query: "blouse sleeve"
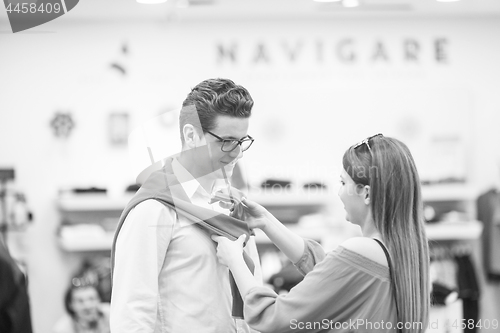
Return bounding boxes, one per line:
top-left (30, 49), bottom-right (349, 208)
top-left (244, 247), bottom-right (385, 333)
top-left (293, 238), bottom-right (326, 276)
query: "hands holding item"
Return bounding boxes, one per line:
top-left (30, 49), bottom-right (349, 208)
top-left (210, 187), bottom-right (245, 212)
top-left (238, 197), bottom-right (270, 231)
top-left (211, 189), bottom-right (270, 230)
top-left (211, 234), bottom-right (247, 268)
top-left (212, 193), bottom-right (306, 297)
top-left (210, 196), bottom-right (272, 268)
top-left (211, 233), bottom-right (262, 298)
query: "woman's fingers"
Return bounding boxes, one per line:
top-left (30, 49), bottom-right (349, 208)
top-left (241, 197), bottom-right (255, 207)
top-left (218, 201), bottom-right (233, 210)
top-left (236, 234), bottom-right (246, 245)
top-left (211, 234), bottom-right (246, 267)
top-left (211, 234), bottom-right (246, 245)
top-left (211, 235), bottom-right (224, 243)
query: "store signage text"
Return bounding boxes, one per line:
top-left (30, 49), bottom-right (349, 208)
top-left (216, 38), bottom-right (449, 66)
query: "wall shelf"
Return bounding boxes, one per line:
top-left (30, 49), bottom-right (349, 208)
top-left (56, 190), bottom-right (482, 252)
top-left (58, 193), bottom-right (134, 211)
top-left (58, 223), bottom-right (114, 252)
top-left (421, 184), bottom-right (478, 202)
top-left (425, 220), bottom-right (482, 241)
top-left (58, 190), bottom-right (331, 211)
top-left (57, 185), bottom-right (478, 211)
top-left (59, 233), bottom-right (114, 252)
top-left (57, 220), bottom-right (483, 252)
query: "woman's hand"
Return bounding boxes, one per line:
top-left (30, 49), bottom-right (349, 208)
top-left (212, 234), bottom-right (260, 298)
top-left (210, 187), bottom-right (245, 211)
top-left (211, 234), bottom-right (246, 268)
top-left (211, 188), bottom-right (271, 231)
top-left (240, 198), bottom-right (271, 231)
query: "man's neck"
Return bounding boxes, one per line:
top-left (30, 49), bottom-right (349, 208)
top-left (177, 153), bottom-right (216, 194)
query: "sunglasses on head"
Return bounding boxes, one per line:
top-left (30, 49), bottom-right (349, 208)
top-left (352, 133), bottom-right (383, 152)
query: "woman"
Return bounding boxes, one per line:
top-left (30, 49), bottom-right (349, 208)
top-left (53, 283), bottom-right (110, 333)
top-left (212, 134), bottom-right (430, 333)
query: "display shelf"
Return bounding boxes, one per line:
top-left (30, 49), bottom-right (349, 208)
top-left (58, 193), bottom-right (134, 211)
top-left (57, 185), bottom-right (477, 211)
top-left (57, 190), bottom-right (331, 211)
top-left (421, 184), bottom-right (478, 202)
top-left (253, 224), bottom-right (325, 245)
top-left (56, 190), bottom-right (331, 252)
top-left (56, 191), bottom-right (482, 252)
top-left (58, 224), bottom-right (114, 252)
top-left (59, 234), bottom-right (114, 252)
top-left (425, 220), bottom-right (482, 241)
top-left (248, 189), bottom-right (332, 206)
top-left (58, 220), bottom-right (482, 252)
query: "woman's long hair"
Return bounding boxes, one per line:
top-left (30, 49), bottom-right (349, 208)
top-left (343, 136), bottom-right (430, 333)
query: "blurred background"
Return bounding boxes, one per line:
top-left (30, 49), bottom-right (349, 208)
top-left (1, 0), bottom-right (500, 332)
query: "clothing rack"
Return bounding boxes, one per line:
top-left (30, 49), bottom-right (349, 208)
top-left (429, 241), bottom-right (480, 333)
top-left (430, 243), bottom-right (473, 261)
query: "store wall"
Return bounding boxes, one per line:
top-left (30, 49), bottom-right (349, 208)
top-left (1, 17), bottom-right (500, 333)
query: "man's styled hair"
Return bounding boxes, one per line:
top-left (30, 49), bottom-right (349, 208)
top-left (179, 78), bottom-right (254, 145)
top-left (343, 136), bottom-right (430, 333)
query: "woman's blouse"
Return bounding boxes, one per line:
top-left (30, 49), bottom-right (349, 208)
top-left (244, 239), bottom-right (398, 333)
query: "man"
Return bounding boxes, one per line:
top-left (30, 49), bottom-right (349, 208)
top-left (110, 78), bottom-right (261, 333)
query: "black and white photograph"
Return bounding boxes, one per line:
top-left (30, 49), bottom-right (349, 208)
top-left (1, 0), bottom-right (500, 332)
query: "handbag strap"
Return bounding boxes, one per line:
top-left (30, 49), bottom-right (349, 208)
top-left (373, 238), bottom-right (401, 333)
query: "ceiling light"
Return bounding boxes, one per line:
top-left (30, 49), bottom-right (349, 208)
top-left (342, 0), bottom-right (360, 7)
top-left (137, 0), bottom-right (168, 4)
top-left (313, 0), bottom-right (342, 2)
top-left (436, 0), bottom-right (461, 2)
top-left (176, 0), bottom-right (189, 8)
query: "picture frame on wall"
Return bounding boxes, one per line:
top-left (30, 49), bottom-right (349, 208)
top-left (108, 112), bottom-right (129, 146)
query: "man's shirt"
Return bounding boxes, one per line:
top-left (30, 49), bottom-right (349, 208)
top-left (111, 158), bottom-right (261, 333)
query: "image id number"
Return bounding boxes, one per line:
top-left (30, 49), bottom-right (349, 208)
top-left (6, 2), bottom-right (62, 14)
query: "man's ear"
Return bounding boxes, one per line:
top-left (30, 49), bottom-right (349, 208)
top-left (363, 185), bottom-right (371, 205)
top-left (182, 124), bottom-right (202, 149)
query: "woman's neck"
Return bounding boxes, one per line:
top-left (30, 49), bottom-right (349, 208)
top-left (361, 217), bottom-right (381, 239)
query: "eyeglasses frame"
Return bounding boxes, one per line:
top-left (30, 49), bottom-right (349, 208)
top-left (205, 130), bottom-right (254, 152)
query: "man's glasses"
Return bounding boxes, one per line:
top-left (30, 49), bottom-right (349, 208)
top-left (206, 131), bottom-right (254, 152)
top-left (353, 133), bottom-right (383, 152)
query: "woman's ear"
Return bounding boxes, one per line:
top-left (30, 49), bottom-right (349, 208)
top-left (363, 185), bottom-right (370, 205)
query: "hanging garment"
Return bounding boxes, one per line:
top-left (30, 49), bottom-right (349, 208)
top-left (431, 282), bottom-right (458, 306)
top-left (430, 258), bottom-right (459, 291)
top-left (455, 254), bottom-right (480, 333)
top-left (476, 189), bottom-right (500, 280)
top-left (0, 237), bottom-right (33, 333)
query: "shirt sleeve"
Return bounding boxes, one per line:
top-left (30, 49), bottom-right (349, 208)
top-left (243, 248), bottom-right (372, 333)
top-left (110, 199), bottom-right (176, 333)
top-left (293, 238), bottom-right (326, 276)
